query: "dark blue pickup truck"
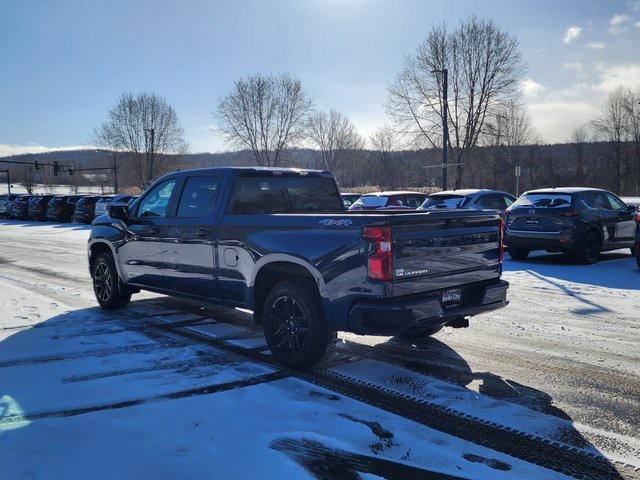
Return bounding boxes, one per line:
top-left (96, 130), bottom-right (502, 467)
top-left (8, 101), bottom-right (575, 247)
top-left (88, 167), bottom-right (508, 369)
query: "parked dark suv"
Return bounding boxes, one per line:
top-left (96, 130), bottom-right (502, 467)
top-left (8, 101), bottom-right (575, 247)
top-left (7, 195), bottom-right (34, 220)
top-left (0, 194), bottom-right (20, 218)
top-left (505, 187), bottom-right (637, 264)
top-left (72, 196), bottom-right (100, 223)
top-left (28, 195), bottom-right (55, 220)
top-left (419, 189), bottom-right (515, 217)
top-left (46, 195), bottom-right (84, 222)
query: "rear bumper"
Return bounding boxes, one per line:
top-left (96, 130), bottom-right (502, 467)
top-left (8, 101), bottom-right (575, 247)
top-left (505, 229), bottom-right (575, 251)
top-left (346, 279), bottom-right (509, 335)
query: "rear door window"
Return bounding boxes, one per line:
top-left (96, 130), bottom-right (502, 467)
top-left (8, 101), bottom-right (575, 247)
top-left (580, 192), bottom-right (609, 210)
top-left (604, 192), bottom-right (627, 211)
top-left (177, 176), bottom-right (221, 217)
top-left (476, 194), bottom-right (507, 210)
top-left (513, 193), bottom-right (572, 208)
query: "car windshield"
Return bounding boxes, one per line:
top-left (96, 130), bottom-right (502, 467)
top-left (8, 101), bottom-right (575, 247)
top-left (351, 196), bottom-right (388, 208)
top-left (421, 195), bottom-right (466, 209)
top-left (513, 193), bottom-right (572, 208)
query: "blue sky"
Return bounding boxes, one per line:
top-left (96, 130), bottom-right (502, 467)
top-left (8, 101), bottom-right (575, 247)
top-left (1, 0), bottom-right (639, 156)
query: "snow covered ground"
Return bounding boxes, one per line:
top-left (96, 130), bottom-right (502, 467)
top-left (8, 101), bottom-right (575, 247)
top-left (0, 220), bottom-right (638, 479)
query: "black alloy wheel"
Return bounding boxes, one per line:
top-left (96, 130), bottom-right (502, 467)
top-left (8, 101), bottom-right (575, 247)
top-left (263, 280), bottom-right (334, 370)
top-left (92, 253), bottom-right (131, 309)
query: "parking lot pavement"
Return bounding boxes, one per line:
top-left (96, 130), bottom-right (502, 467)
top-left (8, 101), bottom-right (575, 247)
top-left (0, 221), bottom-right (639, 478)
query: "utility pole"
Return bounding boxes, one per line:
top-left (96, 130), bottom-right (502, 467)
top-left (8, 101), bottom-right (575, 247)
top-left (431, 68), bottom-right (449, 190)
top-left (112, 151), bottom-right (118, 194)
top-left (515, 165), bottom-right (521, 197)
top-left (144, 128), bottom-right (155, 185)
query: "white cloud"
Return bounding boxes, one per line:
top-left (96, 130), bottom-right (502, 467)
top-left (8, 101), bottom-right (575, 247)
top-left (587, 42), bottom-right (606, 50)
top-left (528, 101), bottom-right (600, 143)
top-left (0, 144), bottom-right (88, 158)
top-left (634, 20), bottom-right (640, 28)
top-left (520, 78), bottom-right (545, 96)
top-left (609, 14), bottom-right (632, 34)
top-left (593, 63), bottom-right (640, 92)
top-left (610, 14), bottom-right (631, 25)
top-left (563, 26), bottom-right (582, 43)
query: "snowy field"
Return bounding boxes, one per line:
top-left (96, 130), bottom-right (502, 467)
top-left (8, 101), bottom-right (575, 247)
top-left (0, 220), bottom-right (638, 479)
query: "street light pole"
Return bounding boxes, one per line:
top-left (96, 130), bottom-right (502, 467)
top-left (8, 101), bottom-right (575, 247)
top-left (431, 68), bottom-right (449, 190)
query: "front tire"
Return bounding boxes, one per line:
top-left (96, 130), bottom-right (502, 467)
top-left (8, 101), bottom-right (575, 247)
top-left (92, 253), bottom-right (131, 309)
top-left (507, 246), bottom-right (530, 260)
top-left (572, 231), bottom-right (601, 265)
top-left (262, 280), bottom-right (334, 370)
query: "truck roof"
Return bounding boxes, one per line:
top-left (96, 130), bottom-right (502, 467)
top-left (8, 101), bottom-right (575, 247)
top-left (169, 166), bottom-right (332, 176)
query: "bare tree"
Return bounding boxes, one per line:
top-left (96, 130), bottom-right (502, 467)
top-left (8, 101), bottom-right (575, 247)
top-left (16, 165), bottom-right (37, 194)
top-left (387, 16), bottom-right (525, 188)
top-left (94, 92), bottom-right (188, 188)
top-left (589, 88), bottom-right (629, 193)
top-left (369, 126), bottom-right (399, 189)
top-left (483, 100), bottom-right (535, 188)
top-left (306, 109), bottom-right (364, 173)
top-left (623, 90), bottom-right (640, 193)
top-left (215, 73), bottom-right (312, 167)
top-left (568, 124), bottom-right (589, 183)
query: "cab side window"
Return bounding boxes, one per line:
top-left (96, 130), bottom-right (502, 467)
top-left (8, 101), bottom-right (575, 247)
top-left (136, 179), bottom-right (177, 218)
top-left (176, 176), bottom-right (221, 217)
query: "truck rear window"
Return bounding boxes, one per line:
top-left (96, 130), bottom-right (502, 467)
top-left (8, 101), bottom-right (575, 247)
top-left (230, 175), bottom-right (343, 214)
top-left (513, 193), bottom-right (572, 208)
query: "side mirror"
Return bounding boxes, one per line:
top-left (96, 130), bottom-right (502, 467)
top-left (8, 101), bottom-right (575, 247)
top-left (108, 203), bottom-right (130, 220)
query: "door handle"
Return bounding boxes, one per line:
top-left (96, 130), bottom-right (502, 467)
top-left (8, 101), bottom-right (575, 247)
top-left (146, 227), bottom-right (160, 235)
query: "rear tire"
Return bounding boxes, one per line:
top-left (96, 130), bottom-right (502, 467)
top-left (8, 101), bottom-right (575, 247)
top-left (92, 253), bottom-right (131, 309)
top-left (572, 231), bottom-right (601, 265)
top-left (262, 280), bottom-right (334, 370)
top-left (507, 246), bottom-right (530, 260)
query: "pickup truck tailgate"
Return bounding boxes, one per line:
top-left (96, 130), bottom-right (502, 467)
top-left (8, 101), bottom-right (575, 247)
top-left (389, 210), bottom-right (502, 296)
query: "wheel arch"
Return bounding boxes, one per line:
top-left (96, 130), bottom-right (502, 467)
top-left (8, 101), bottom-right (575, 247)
top-left (251, 258), bottom-right (325, 325)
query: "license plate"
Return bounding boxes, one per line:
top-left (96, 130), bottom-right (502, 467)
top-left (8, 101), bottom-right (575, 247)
top-left (525, 217), bottom-right (540, 225)
top-left (441, 288), bottom-right (462, 306)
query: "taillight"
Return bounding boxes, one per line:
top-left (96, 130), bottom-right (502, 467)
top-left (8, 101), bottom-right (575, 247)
top-left (498, 218), bottom-right (505, 263)
top-left (363, 225), bottom-right (393, 281)
top-left (635, 211), bottom-right (640, 222)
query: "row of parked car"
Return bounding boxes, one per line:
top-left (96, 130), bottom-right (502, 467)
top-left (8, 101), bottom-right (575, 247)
top-left (0, 193), bottom-right (138, 223)
top-left (342, 187), bottom-right (640, 266)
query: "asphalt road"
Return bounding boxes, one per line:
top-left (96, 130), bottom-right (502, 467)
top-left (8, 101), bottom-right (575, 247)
top-left (0, 219), bottom-right (638, 472)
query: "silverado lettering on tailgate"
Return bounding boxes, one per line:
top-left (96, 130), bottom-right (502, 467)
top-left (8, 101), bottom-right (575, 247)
top-left (397, 232), bottom-right (497, 248)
